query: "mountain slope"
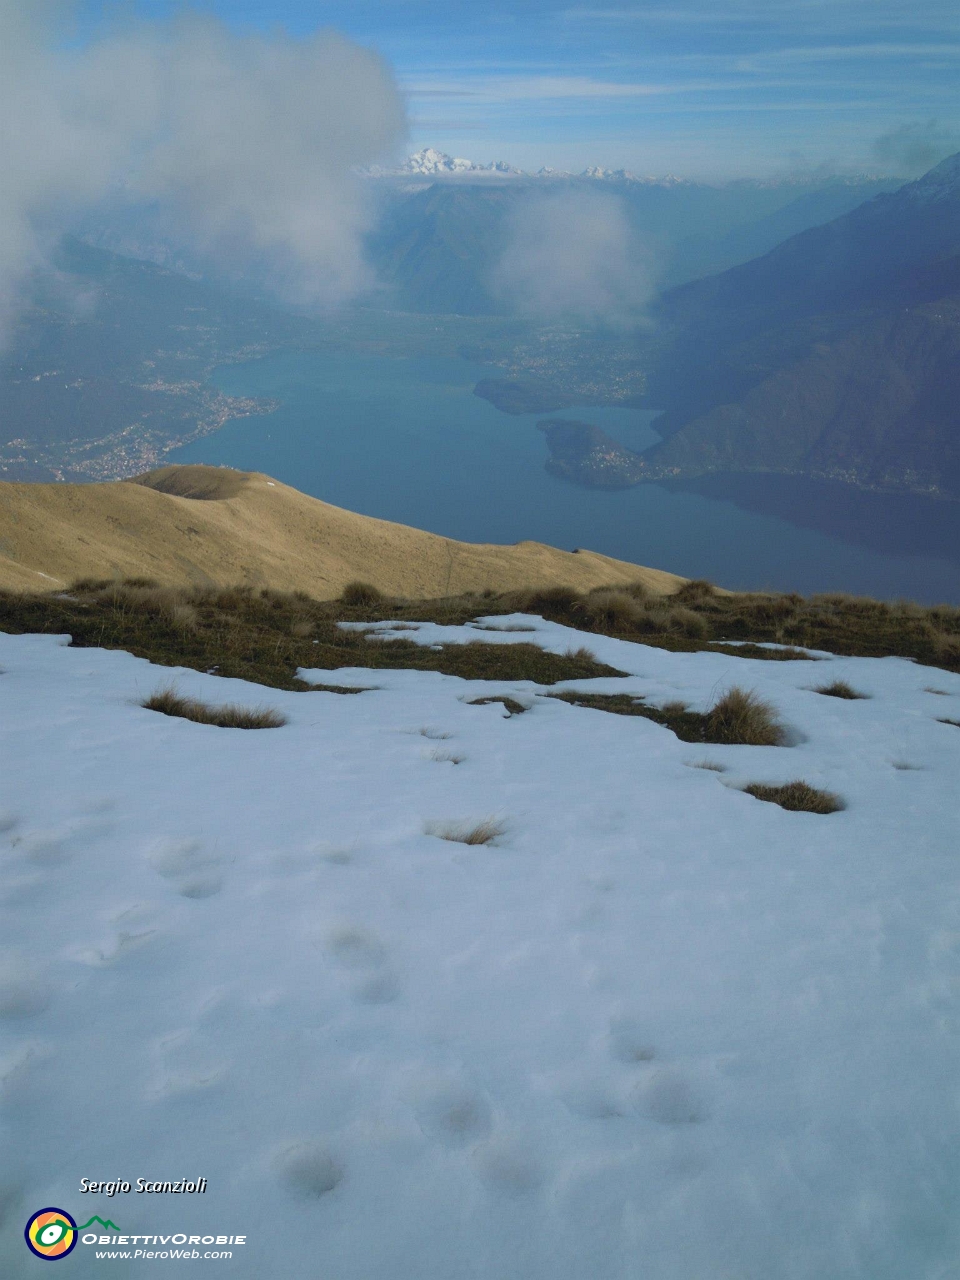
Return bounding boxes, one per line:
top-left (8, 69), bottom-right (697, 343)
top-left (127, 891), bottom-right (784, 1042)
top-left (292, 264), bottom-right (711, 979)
top-left (644, 155), bottom-right (960, 495)
top-left (0, 464), bottom-right (686, 596)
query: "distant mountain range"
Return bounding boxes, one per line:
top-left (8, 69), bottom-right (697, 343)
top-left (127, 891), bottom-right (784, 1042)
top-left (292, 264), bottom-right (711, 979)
top-left (364, 148), bottom-right (888, 190)
top-left (642, 153), bottom-right (960, 498)
top-left (364, 169), bottom-right (902, 313)
top-left (364, 148), bottom-right (696, 184)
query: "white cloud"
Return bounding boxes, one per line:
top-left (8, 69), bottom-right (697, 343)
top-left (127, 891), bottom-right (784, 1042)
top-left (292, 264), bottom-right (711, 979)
top-left (0, 1), bottom-right (406, 341)
top-left (491, 188), bottom-right (655, 327)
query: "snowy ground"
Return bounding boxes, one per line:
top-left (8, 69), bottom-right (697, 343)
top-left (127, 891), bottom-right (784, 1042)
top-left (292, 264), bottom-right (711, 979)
top-left (2, 615), bottom-right (960, 1278)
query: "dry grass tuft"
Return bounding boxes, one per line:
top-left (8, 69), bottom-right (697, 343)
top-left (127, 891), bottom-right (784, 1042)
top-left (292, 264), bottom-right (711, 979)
top-left (339, 581), bottom-right (384, 606)
top-left (688, 760), bottom-right (726, 772)
top-left (812, 680), bottom-right (869, 700)
top-left (661, 699), bottom-right (690, 716)
top-left (431, 749), bottom-right (466, 765)
top-left (578, 589), bottom-right (644, 630)
top-left (937, 717), bottom-right (960, 729)
top-left (142, 686), bottom-right (287, 729)
top-left (742, 780), bottom-right (844, 814)
top-left (706, 687), bottom-right (786, 747)
top-left (563, 645), bottom-right (596, 662)
top-left (671, 578), bottom-right (717, 604)
top-left (427, 818), bottom-right (505, 846)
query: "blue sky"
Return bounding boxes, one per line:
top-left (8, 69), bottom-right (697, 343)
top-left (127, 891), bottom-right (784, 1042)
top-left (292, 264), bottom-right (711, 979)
top-left (81, 1), bottom-right (960, 177)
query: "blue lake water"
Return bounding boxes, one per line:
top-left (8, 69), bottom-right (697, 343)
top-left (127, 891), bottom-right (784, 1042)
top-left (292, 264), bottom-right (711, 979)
top-left (170, 347), bottom-right (960, 603)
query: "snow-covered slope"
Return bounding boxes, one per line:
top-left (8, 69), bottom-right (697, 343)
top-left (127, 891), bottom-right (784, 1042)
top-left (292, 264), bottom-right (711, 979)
top-left (3, 619), bottom-right (960, 1277)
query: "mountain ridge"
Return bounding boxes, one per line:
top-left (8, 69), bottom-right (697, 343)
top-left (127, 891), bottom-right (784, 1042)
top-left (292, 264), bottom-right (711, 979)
top-left (642, 151), bottom-right (960, 497)
top-left (0, 464), bottom-right (688, 597)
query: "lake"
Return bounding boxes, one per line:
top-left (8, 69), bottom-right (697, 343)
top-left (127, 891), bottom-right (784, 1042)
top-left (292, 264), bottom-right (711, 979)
top-left (170, 347), bottom-right (960, 604)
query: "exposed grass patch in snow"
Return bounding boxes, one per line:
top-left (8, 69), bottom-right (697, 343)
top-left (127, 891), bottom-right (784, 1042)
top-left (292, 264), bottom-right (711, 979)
top-left (813, 680), bottom-right (869, 699)
top-left (742, 781), bottom-right (845, 814)
top-left (707, 687), bottom-right (785, 746)
top-left (562, 645), bottom-right (597, 662)
top-left (709, 642), bottom-right (815, 661)
top-left (306, 682), bottom-right (376, 695)
top-left (427, 818), bottom-right (506, 846)
top-left (687, 760), bottom-right (727, 772)
top-left (550, 686), bottom-right (786, 747)
top-left (141, 687), bottom-right (287, 730)
top-left (937, 717), bottom-right (960, 728)
top-left (548, 691), bottom-right (652, 717)
top-left (2, 579), bottom-right (959, 697)
top-left (472, 624), bottom-right (537, 633)
top-left (466, 696), bottom-right (528, 716)
top-left (430, 749), bottom-right (466, 765)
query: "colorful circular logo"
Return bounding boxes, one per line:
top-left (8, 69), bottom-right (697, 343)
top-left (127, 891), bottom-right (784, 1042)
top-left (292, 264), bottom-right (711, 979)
top-left (24, 1208), bottom-right (78, 1260)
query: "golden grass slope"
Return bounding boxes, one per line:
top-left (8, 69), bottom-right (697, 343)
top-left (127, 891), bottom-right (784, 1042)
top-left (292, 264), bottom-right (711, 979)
top-left (0, 465), bottom-right (687, 598)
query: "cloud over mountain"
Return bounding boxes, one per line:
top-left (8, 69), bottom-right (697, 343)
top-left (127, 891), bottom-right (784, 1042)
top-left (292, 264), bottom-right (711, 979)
top-left (491, 188), bottom-right (655, 326)
top-left (0, 1), bottom-right (406, 341)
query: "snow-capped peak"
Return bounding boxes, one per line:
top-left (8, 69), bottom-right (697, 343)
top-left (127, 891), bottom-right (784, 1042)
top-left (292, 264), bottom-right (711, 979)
top-left (365, 149), bottom-right (524, 178)
top-left (579, 166), bottom-right (689, 187)
top-left (407, 148), bottom-right (477, 175)
top-left (581, 165), bottom-right (635, 181)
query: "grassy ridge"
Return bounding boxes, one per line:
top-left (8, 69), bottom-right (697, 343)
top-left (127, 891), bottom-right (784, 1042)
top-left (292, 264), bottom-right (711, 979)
top-left (0, 578), bottom-right (958, 693)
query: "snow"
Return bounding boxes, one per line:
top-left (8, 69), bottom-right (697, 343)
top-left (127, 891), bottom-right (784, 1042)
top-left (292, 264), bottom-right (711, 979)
top-left (3, 616), bottom-right (960, 1278)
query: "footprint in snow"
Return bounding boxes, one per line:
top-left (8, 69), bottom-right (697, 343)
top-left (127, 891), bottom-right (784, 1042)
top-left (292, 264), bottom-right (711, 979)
top-left (275, 1141), bottom-right (344, 1199)
top-left (148, 837), bottom-right (217, 878)
top-left (473, 1136), bottom-right (545, 1195)
top-left (324, 927), bottom-right (402, 1002)
top-left (325, 926), bottom-right (387, 970)
top-left (75, 929), bottom-right (159, 968)
top-left (0, 958), bottom-right (52, 1019)
top-left (410, 1076), bottom-right (493, 1147)
top-left (177, 875), bottom-right (223, 900)
top-left (149, 1029), bottom-right (229, 1100)
top-left (18, 831), bottom-right (70, 867)
top-left (634, 1067), bottom-right (709, 1125)
top-left (559, 1075), bottom-right (624, 1120)
top-left (351, 972), bottom-right (401, 1005)
top-left (608, 1016), bottom-right (656, 1064)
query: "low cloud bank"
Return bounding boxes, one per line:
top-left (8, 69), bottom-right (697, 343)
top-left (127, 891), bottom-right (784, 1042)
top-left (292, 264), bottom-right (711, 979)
top-left (0, 1), bottom-right (406, 341)
top-left (491, 188), bottom-right (655, 328)
top-left (872, 120), bottom-right (960, 175)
